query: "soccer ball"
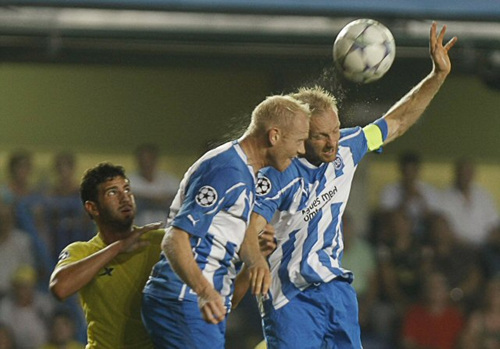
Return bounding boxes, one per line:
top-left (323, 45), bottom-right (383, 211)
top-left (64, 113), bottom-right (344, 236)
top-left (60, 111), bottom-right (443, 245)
top-left (333, 19), bottom-right (396, 83)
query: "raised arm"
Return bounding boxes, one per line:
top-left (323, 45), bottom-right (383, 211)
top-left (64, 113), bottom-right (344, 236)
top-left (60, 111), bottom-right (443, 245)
top-left (162, 227), bottom-right (226, 324)
top-left (383, 22), bottom-right (457, 144)
top-left (49, 223), bottom-right (160, 301)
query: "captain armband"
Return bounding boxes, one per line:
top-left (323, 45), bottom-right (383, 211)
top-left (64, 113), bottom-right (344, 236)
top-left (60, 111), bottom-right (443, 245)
top-left (363, 118), bottom-right (388, 152)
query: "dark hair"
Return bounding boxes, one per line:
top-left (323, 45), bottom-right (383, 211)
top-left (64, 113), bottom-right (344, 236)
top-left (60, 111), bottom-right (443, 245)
top-left (54, 151), bottom-right (76, 169)
top-left (8, 149), bottom-right (32, 175)
top-left (399, 151), bottom-right (421, 167)
top-left (135, 143), bottom-right (159, 157)
top-left (80, 163), bottom-right (127, 204)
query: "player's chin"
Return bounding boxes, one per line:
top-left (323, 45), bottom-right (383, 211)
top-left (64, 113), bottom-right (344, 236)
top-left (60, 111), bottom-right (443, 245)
top-left (321, 152), bottom-right (337, 163)
top-left (120, 211), bottom-right (135, 223)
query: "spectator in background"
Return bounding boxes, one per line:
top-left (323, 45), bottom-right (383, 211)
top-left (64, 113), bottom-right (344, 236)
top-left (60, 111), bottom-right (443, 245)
top-left (0, 150), bottom-right (35, 205)
top-left (40, 310), bottom-right (84, 349)
top-left (128, 143), bottom-right (180, 226)
top-left (43, 152), bottom-right (93, 264)
top-left (372, 209), bottom-right (425, 345)
top-left (0, 322), bottom-right (16, 349)
top-left (379, 151), bottom-right (441, 236)
top-left (400, 271), bottom-right (465, 349)
top-left (440, 157), bottom-right (499, 247)
top-left (460, 276), bottom-right (500, 349)
top-left (481, 225), bottom-right (500, 280)
top-left (1, 150), bottom-right (53, 283)
top-left (0, 265), bottom-right (55, 349)
top-left (0, 202), bottom-right (35, 299)
top-left (49, 152), bottom-right (80, 197)
top-left (421, 213), bottom-right (484, 313)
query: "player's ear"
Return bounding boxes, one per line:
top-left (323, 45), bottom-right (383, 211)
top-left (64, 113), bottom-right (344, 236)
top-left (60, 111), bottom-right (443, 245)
top-left (268, 128), bottom-right (280, 146)
top-left (84, 200), bottom-right (99, 218)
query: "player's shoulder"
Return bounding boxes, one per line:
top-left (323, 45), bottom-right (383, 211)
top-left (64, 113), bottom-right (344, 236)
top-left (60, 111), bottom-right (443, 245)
top-left (56, 238), bottom-right (97, 266)
top-left (143, 228), bottom-right (165, 243)
top-left (259, 159), bottom-right (301, 182)
top-left (63, 238), bottom-right (96, 253)
top-left (256, 160), bottom-right (303, 197)
top-left (340, 126), bottom-right (364, 141)
top-left (197, 143), bottom-right (252, 180)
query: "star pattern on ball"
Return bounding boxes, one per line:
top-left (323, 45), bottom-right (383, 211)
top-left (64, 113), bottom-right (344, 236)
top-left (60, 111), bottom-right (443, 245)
top-left (195, 185), bottom-right (218, 207)
top-left (256, 177), bottom-right (272, 196)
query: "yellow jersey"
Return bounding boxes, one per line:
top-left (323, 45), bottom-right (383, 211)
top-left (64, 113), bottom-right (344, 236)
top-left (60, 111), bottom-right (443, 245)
top-left (41, 341), bottom-right (84, 349)
top-left (56, 229), bottom-right (164, 349)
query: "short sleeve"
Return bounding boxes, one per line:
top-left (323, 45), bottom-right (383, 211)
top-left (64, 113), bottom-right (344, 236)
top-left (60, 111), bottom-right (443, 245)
top-left (172, 166), bottom-right (251, 237)
top-left (55, 242), bottom-right (92, 269)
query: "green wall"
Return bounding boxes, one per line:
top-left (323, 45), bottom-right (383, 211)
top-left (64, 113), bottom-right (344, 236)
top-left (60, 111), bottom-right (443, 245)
top-left (0, 63), bottom-right (273, 156)
top-left (1, 62), bottom-right (498, 161)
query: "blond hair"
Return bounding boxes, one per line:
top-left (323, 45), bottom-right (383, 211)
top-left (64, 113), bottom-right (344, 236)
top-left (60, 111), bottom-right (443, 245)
top-left (245, 95), bottom-right (310, 136)
top-left (290, 86), bottom-right (338, 116)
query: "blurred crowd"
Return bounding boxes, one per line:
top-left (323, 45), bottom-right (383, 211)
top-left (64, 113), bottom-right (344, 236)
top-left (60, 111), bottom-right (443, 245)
top-left (0, 148), bottom-right (498, 349)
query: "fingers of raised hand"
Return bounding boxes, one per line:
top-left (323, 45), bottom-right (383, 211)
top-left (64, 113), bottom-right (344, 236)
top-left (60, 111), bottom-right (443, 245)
top-left (444, 36), bottom-right (458, 52)
top-left (141, 221), bottom-right (164, 231)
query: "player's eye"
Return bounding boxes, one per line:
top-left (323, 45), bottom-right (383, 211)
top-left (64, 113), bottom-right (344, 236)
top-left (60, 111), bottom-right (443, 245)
top-left (312, 134), bottom-right (326, 140)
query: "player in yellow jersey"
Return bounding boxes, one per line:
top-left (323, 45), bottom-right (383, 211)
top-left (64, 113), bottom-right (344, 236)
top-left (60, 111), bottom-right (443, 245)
top-left (49, 163), bottom-right (163, 349)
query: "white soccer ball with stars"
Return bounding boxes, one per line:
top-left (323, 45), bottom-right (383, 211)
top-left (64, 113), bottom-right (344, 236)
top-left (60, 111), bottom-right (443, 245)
top-left (333, 19), bottom-right (396, 84)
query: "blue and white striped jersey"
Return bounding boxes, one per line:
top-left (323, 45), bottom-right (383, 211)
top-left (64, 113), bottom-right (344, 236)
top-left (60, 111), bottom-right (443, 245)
top-left (143, 140), bottom-right (256, 308)
top-left (254, 123), bottom-right (386, 310)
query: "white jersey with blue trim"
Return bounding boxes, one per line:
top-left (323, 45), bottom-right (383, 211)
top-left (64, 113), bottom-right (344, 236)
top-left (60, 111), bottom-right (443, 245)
top-left (254, 126), bottom-right (373, 310)
top-left (143, 140), bottom-right (255, 308)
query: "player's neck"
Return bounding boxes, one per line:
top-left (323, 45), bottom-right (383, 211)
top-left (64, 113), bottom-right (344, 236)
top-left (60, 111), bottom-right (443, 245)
top-left (98, 224), bottom-right (133, 244)
top-left (239, 136), bottom-right (267, 174)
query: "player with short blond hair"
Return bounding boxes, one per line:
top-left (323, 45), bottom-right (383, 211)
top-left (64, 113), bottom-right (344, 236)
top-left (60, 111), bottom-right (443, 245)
top-left (141, 95), bottom-right (310, 348)
top-left (239, 22), bottom-right (457, 348)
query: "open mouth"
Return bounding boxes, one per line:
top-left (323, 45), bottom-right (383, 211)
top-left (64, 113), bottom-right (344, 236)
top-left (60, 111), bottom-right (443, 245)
top-left (120, 205), bottom-right (133, 213)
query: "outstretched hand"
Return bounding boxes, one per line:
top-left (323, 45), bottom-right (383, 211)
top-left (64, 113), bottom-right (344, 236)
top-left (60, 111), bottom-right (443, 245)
top-left (118, 222), bottom-right (163, 253)
top-left (430, 21), bottom-right (458, 75)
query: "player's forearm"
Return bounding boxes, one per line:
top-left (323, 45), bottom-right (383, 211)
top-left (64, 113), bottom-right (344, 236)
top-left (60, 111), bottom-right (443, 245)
top-left (231, 265), bottom-right (251, 309)
top-left (382, 69), bottom-right (448, 144)
top-left (49, 241), bottom-right (122, 300)
top-left (162, 227), bottom-right (213, 295)
top-left (239, 212), bottom-right (268, 265)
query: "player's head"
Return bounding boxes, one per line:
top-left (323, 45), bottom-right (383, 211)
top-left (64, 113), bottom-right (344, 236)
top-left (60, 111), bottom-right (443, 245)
top-left (80, 163), bottom-right (135, 230)
top-left (245, 95), bottom-right (310, 172)
top-left (291, 86), bottom-right (340, 166)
